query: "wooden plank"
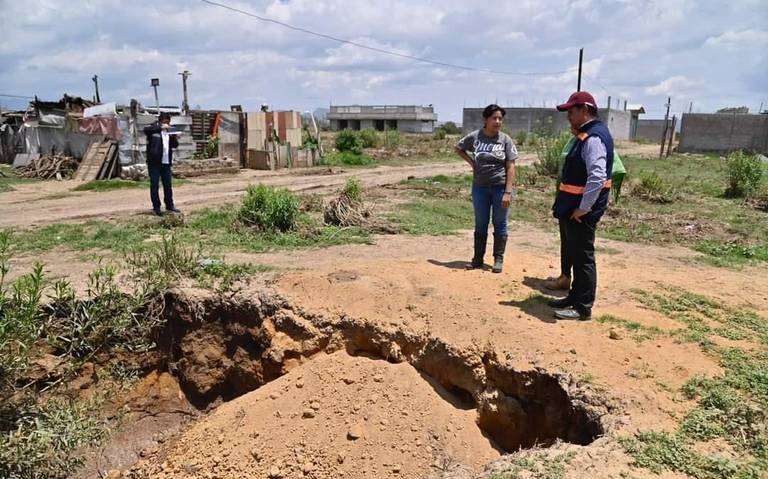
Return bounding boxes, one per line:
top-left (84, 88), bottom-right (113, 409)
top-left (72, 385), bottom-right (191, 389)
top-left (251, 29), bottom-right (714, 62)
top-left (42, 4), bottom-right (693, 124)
top-left (74, 140), bottom-right (112, 181)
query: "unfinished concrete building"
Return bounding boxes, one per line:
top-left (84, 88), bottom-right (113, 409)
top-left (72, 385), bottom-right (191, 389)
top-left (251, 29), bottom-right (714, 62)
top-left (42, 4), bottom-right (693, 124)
top-left (327, 105), bottom-right (437, 133)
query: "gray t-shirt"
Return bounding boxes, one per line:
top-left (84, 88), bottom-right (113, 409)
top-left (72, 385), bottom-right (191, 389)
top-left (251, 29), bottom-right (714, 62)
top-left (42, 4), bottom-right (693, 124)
top-left (457, 130), bottom-right (518, 187)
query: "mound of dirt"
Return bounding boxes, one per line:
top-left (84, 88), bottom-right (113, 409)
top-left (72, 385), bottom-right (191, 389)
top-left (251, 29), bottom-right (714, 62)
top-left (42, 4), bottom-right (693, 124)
top-left (130, 350), bottom-right (501, 478)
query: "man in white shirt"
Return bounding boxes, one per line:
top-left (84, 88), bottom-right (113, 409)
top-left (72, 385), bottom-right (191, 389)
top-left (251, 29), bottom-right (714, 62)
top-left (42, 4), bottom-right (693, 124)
top-left (143, 113), bottom-right (181, 216)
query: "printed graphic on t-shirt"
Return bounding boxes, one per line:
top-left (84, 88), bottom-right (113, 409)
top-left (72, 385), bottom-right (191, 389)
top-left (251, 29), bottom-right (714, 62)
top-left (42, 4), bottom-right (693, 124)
top-left (473, 139), bottom-right (508, 159)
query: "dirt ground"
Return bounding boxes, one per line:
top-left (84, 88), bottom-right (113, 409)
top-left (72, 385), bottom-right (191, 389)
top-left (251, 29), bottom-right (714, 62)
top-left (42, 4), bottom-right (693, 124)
top-left (115, 221), bottom-right (767, 478)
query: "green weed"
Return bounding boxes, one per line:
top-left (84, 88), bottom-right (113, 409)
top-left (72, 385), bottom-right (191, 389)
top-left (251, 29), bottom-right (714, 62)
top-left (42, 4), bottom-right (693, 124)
top-left (238, 184), bottom-right (300, 232)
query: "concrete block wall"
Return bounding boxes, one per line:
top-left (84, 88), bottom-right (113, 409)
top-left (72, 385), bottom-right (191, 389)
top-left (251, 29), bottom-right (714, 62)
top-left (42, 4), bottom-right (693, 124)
top-left (398, 120), bottom-right (434, 133)
top-left (679, 113), bottom-right (768, 154)
top-left (604, 110), bottom-right (631, 141)
top-left (462, 107), bottom-right (630, 140)
top-left (635, 120), bottom-right (667, 143)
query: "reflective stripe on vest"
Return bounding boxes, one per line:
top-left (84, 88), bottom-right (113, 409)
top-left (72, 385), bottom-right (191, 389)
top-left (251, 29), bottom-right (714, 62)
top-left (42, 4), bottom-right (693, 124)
top-left (559, 179), bottom-right (612, 194)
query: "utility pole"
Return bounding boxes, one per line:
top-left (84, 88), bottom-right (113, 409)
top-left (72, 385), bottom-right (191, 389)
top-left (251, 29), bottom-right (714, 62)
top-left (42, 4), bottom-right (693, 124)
top-left (179, 70), bottom-right (191, 115)
top-left (666, 115), bottom-right (676, 158)
top-left (660, 97), bottom-right (671, 158)
top-left (92, 75), bottom-right (101, 103)
top-left (150, 78), bottom-right (160, 117)
top-left (688, 101), bottom-right (693, 114)
top-left (577, 48), bottom-right (583, 91)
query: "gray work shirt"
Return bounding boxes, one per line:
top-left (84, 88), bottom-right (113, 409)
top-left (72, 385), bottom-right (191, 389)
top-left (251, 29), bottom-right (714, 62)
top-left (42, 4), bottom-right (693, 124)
top-left (457, 130), bottom-right (518, 187)
top-left (579, 136), bottom-right (608, 210)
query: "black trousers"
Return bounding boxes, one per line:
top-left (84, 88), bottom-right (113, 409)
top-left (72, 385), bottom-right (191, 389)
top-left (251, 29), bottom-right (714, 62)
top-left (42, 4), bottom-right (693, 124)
top-left (148, 162), bottom-right (174, 210)
top-left (558, 218), bottom-right (572, 276)
top-left (562, 216), bottom-right (598, 315)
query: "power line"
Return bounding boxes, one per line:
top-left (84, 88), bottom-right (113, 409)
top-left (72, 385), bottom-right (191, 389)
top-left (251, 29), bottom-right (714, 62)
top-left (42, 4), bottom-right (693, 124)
top-left (200, 0), bottom-right (570, 77)
top-left (0, 94), bottom-right (34, 99)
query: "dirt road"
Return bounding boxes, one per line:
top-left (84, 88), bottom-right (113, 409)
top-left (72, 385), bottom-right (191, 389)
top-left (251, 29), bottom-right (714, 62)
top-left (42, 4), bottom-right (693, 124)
top-left (0, 142), bottom-right (658, 230)
top-left (0, 161), bottom-right (474, 229)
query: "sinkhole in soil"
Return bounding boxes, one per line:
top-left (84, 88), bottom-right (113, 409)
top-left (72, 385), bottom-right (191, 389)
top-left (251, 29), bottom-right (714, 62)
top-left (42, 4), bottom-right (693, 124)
top-left (157, 290), bottom-right (605, 453)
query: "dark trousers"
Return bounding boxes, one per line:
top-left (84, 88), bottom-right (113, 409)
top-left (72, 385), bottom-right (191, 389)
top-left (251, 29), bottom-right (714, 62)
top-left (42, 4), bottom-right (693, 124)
top-left (563, 216), bottom-right (598, 315)
top-left (558, 218), bottom-right (572, 277)
top-left (148, 162), bottom-right (174, 210)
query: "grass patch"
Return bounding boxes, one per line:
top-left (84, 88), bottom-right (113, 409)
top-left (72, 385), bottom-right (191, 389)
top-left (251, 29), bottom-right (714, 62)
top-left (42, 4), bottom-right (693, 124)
top-left (73, 179), bottom-right (147, 192)
top-left (0, 165), bottom-right (37, 193)
top-left (73, 178), bottom-right (189, 192)
top-left (620, 431), bottom-right (757, 479)
top-left (388, 198), bottom-right (472, 235)
top-left (622, 286), bottom-right (768, 478)
top-left (320, 151), bottom-right (375, 166)
top-left (596, 314), bottom-right (665, 342)
top-left (488, 450), bottom-right (576, 479)
top-left (0, 394), bottom-right (111, 479)
top-left (693, 241), bottom-right (768, 267)
top-left (632, 287), bottom-right (768, 346)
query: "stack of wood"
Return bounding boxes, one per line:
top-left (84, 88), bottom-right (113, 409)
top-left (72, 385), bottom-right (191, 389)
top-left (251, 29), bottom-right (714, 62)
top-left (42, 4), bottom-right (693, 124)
top-left (16, 153), bottom-right (79, 180)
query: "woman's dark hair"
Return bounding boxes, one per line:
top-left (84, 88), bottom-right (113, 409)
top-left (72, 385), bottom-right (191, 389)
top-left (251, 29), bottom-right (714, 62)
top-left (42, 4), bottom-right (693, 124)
top-left (482, 104), bottom-right (506, 119)
top-left (586, 105), bottom-right (598, 117)
top-left (159, 112), bottom-right (171, 122)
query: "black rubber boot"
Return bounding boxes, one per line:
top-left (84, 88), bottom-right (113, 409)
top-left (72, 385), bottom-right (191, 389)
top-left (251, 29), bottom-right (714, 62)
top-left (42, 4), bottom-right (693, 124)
top-left (469, 232), bottom-right (487, 269)
top-left (492, 234), bottom-right (508, 273)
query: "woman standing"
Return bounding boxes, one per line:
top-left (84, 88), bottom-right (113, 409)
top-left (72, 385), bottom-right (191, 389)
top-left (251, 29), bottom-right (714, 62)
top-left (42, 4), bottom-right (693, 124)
top-left (455, 104), bottom-right (518, 273)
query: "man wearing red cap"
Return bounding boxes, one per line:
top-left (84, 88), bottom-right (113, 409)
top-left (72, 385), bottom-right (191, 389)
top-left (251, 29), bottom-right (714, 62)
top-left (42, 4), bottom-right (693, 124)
top-left (548, 91), bottom-right (614, 321)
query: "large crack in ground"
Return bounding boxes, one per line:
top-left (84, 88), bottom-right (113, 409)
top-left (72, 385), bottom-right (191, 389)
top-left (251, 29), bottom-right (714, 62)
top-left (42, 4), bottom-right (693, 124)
top-left (114, 287), bottom-right (614, 477)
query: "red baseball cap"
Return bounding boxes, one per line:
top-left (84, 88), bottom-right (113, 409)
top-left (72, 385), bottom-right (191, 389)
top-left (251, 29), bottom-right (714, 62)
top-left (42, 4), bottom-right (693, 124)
top-left (556, 91), bottom-right (598, 111)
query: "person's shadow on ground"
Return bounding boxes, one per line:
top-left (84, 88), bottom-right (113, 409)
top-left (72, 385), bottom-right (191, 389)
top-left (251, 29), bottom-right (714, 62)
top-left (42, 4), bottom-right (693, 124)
top-left (499, 294), bottom-right (558, 324)
top-left (522, 276), bottom-right (567, 298)
top-left (427, 259), bottom-right (474, 270)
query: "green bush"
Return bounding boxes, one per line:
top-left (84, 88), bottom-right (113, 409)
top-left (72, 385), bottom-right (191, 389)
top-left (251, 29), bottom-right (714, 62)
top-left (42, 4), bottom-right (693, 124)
top-left (433, 128), bottom-right (447, 140)
top-left (534, 132), bottom-right (571, 178)
top-left (0, 233), bottom-right (45, 389)
top-left (323, 151), bottom-right (374, 166)
top-left (725, 151), bottom-right (763, 198)
top-left (441, 121), bottom-right (461, 135)
top-left (335, 129), bottom-right (364, 155)
top-left (383, 128), bottom-right (401, 147)
top-left (342, 177), bottom-right (363, 203)
top-left (238, 184), bottom-right (299, 232)
top-left (358, 129), bottom-right (380, 148)
top-left (0, 395), bottom-right (110, 479)
top-left (516, 166), bottom-right (539, 186)
top-left (515, 130), bottom-right (528, 146)
top-left (192, 135), bottom-right (219, 160)
top-left (633, 172), bottom-right (677, 203)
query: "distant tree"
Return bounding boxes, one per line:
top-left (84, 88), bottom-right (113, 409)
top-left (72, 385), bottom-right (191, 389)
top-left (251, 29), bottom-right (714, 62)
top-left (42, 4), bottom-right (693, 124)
top-left (441, 121), bottom-right (461, 135)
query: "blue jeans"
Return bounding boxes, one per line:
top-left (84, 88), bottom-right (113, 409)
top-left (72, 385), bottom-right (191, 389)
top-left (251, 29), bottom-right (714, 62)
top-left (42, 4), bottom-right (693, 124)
top-left (148, 162), bottom-right (174, 210)
top-left (472, 184), bottom-right (508, 236)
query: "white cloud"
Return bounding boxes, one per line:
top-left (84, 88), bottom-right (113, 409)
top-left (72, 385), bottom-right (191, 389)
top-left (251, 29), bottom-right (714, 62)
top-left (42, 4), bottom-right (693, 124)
top-left (0, 0), bottom-right (765, 120)
top-left (704, 29), bottom-right (768, 48)
top-left (645, 76), bottom-right (700, 97)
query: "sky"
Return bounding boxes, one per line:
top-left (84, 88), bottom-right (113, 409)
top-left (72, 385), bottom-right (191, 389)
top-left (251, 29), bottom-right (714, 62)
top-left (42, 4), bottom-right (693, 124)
top-left (0, 0), bottom-right (766, 121)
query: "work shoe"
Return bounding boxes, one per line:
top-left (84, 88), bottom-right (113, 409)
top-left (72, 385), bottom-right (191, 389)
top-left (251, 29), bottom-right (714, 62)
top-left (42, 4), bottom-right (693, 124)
top-left (166, 207), bottom-right (182, 214)
top-left (547, 297), bottom-right (573, 308)
top-left (468, 232), bottom-right (487, 269)
top-left (492, 234), bottom-right (507, 273)
top-left (545, 274), bottom-right (571, 290)
top-left (554, 308), bottom-right (592, 321)
top-left (152, 209), bottom-right (163, 217)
